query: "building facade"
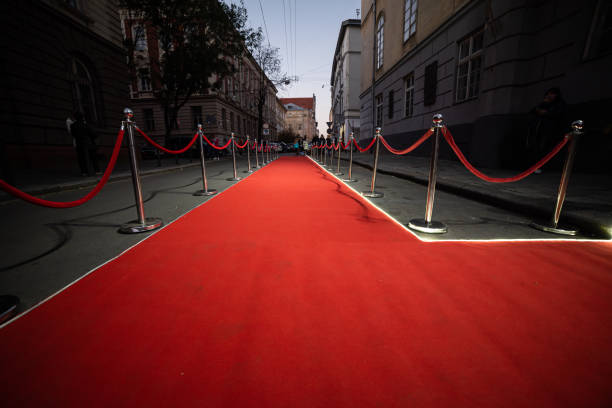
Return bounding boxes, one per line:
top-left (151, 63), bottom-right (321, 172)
top-left (331, 19), bottom-right (361, 144)
top-left (281, 96), bottom-right (317, 141)
top-left (120, 10), bottom-right (282, 148)
top-left (360, 0), bottom-right (612, 170)
top-left (1, 0), bottom-right (128, 180)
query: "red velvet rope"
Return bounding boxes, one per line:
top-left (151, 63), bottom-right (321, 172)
top-left (341, 142), bottom-right (350, 150)
top-left (379, 129), bottom-right (434, 155)
top-left (234, 139), bottom-right (249, 149)
top-left (202, 134), bottom-right (232, 150)
top-left (135, 127), bottom-right (198, 154)
top-left (333, 143), bottom-right (340, 151)
top-left (353, 138), bottom-right (376, 152)
top-left (0, 129), bottom-right (125, 208)
top-left (442, 127), bottom-right (569, 183)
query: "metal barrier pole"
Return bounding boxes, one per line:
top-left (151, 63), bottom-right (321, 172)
top-left (361, 127), bottom-right (383, 198)
top-left (119, 108), bottom-right (163, 233)
top-left (262, 140), bottom-right (267, 165)
top-left (323, 141), bottom-right (328, 166)
top-left (342, 133), bottom-right (358, 183)
top-left (267, 139), bottom-right (271, 163)
top-left (531, 120), bottom-right (584, 235)
top-left (194, 124), bottom-right (217, 196)
top-left (243, 135), bottom-right (253, 173)
top-left (408, 114), bottom-right (447, 233)
top-left (334, 137), bottom-right (344, 176)
top-left (255, 139), bottom-right (261, 168)
top-left (227, 132), bottom-right (241, 181)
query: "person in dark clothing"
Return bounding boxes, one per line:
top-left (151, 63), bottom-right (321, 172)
top-left (527, 87), bottom-right (567, 172)
top-left (71, 112), bottom-right (99, 176)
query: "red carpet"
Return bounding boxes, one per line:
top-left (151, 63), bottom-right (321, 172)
top-left (1, 156), bottom-right (611, 407)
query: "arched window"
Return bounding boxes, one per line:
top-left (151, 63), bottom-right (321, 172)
top-left (376, 15), bottom-right (384, 70)
top-left (71, 57), bottom-right (98, 124)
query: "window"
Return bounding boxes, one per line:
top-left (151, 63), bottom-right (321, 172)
top-left (376, 15), bottom-right (384, 70)
top-left (388, 90), bottom-right (394, 119)
top-left (237, 115), bottom-right (241, 133)
top-left (71, 57), bottom-right (98, 124)
top-left (404, 73), bottom-right (415, 117)
top-left (424, 61), bottom-right (438, 106)
top-left (133, 25), bottom-right (147, 51)
top-left (230, 112), bottom-right (234, 131)
top-left (375, 94), bottom-right (383, 127)
top-left (456, 30), bottom-right (483, 102)
top-left (404, 0), bottom-right (418, 41)
top-left (143, 109), bottom-right (155, 131)
top-left (221, 109), bottom-right (227, 129)
top-left (137, 68), bottom-right (151, 92)
top-left (191, 106), bottom-right (202, 129)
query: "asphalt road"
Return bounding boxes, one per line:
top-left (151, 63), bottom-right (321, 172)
top-left (0, 153), bottom-right (602, 316)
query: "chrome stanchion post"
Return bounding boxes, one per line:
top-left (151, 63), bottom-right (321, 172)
top-left (255, 139), bottom-right (261, 168)
top-left (342, 132), bottom-right (358, 183)
top-left (334, 137), bottom-right (344, 176)
top-left (531, 120), bottom-right (583, 235)
top-left (267, 139), bottom-right (271, 163)
top-left (361, 127), bottom-right (383, 198)
top-left (194, 124), bottom-right (217, 196)
top-left (119, 108), bottom-right (163, 233)
top-left (408, 114), bottom-right (447, 233)
top-left (262, 140), bottom-right (267, 165)
top-left (243, 135), bottom-right (253, 173)
top-left (323, 141), bottom-right (328, 166)
top-left (227, 132), bottom-right (241, 181)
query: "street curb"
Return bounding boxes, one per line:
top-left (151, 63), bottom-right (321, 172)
top-left (349, 158), bottom-right (610, 239)
top-left (0, 162), bottom-right (201, 204)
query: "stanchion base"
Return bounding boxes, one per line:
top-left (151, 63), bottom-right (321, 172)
top-left (227, 177), bottom-right (242, 181)
top-left (342, 178), bottom-right (358, 183)
top-left (334, 171), bottom-right (344, 176)
top-left (362, 191), bottom-right (384, 198)
top-left (119, 217), bottom-right (163, 234)
top-left (243, 169), bottom-right (254, 173)
top-left (408, 219), bottom-right (447, 234)
top-left (530, 222), bottom-right (577, 236)
top-left (0, 294), bottom-right (19, 324)
top-left (193, 189), bottom-right (217, 196)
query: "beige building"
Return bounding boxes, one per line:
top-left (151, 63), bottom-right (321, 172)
top-left (360, 0), bottom-right (612, 170)
top-left (120, 10), bottom-right (282, 148)
top-left (280, 96), bottom-right (317, 141)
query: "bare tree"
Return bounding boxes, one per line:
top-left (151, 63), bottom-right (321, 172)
top-left (248, 32), bottom-right (291, 143)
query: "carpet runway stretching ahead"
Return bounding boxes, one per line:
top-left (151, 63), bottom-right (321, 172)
top-left (1, 156), bottom-right (611, 407)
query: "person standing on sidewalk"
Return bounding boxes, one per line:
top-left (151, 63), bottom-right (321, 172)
top-left (71, 112), bottom-right (99, 176)
top-left (527, 87), bottom-right (567, 173)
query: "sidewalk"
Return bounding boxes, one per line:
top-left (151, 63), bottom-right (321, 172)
top-left (349, 151), bottom-right (612, 239)
top-left (0, 155), bottom-right (232, 203)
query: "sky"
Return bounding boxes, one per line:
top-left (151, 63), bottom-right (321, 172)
top-left (227, 0), bottom-right (362, 135)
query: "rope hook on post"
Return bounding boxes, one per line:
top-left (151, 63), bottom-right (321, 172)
top-left (119, 108), bottom-right (163, 234)
top-left (342, 132), bottom-right (358, 183)
top-left (361, 127), bottom-right (384, 198)
top-left (194, 124), bottom-right (217, 196)
top-left (227, 132), bottom-right (241, 181)
top-left (408, 114), bottom-right (447, 234)
top-left (531, 120), bottom-right (584, 235)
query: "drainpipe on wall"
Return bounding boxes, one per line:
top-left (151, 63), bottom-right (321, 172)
top-left (371, 0), bottom-right (377, 140)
